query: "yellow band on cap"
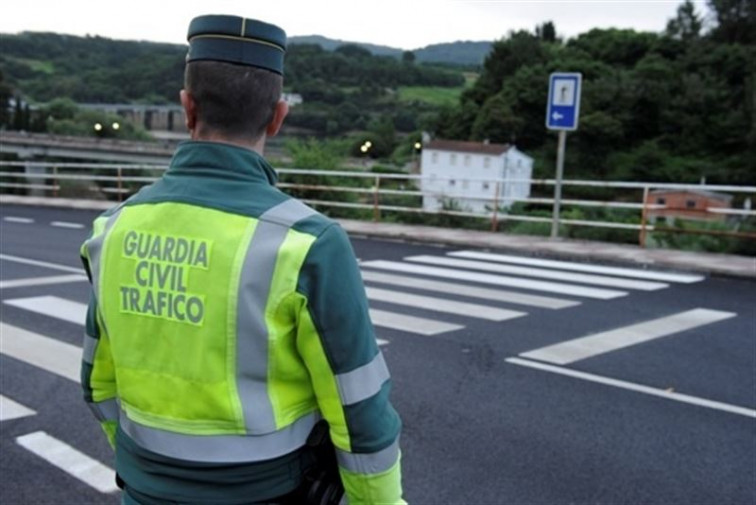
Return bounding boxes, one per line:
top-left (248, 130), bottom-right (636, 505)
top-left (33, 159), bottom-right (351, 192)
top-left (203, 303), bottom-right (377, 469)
top-left (188, 34), bottom-right (285, 52)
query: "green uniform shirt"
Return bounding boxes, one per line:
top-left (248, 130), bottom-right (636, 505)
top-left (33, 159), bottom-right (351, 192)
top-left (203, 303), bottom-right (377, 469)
top-left (80, 141), bottom-right (405, 504)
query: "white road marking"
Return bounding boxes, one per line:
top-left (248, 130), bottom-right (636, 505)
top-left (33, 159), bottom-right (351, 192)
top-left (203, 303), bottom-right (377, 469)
top-left (16, 431), bottom-right (118, 493)
top-left (520, 308), bottom-right (737, 365)
top-left (3, 216), bottom-right (34, 224)
top-left (4, 296), bottom-right (87, 325)
top-left (0, 274), bottom-right (88, 290)
top-left (361, 270), bottom-right (579, 310)
top-left (360, 260), bottom-right (627, 300)
top-left (0, 323), bottom-right (81, 382)
top-left (406, 255), bottom-right (668, 291)
top-left (0, 395), bottom-right (37, 421)
top-left (376, 338), bottom-right (389, 346)
top-left (366, 286), bottom-right (526, 322)
top-left (50, 221), bottom-right (85, 229)
top-left (0, 254), bottom-right (86, 274)
top-left (506, 357), bottom-right (756, 419)
top-left (449, 250), bottom-right (705, 284)
top-left (369, 309), bottom-right (463, 336)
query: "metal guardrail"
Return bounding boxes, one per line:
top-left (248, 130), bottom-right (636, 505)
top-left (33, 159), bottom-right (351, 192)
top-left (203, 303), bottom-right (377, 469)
top-left (2, 161), bottom-right (755, 247)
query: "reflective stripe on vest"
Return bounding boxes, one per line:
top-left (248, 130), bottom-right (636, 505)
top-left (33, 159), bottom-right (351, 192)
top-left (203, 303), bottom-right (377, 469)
top-left (82, 334), bottom-right (98, 364)
top-left (335, 351), bottom-right (390, 406)
top-left (336, 439), bottom-right (400, 474)
top-left (87, 209), bottom-right (124, 304)
top-left (236, 199), bottom-right (317, 433)
top-left (120, 409), bottom-right (321, 463)
top-left (87, 398), bottom-right (119, 422)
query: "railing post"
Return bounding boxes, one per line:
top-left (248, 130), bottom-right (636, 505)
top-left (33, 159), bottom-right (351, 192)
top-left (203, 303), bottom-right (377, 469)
top-left (52, 166), bottom-right (58, 198)
top-left (491, 181), bottom-right (501, 232)
top-left (373, 175), bottom-right (381, 222)
top-left (639, 185), bottom-right (649, 248)
top-left (117, 166), bottom-right (123, 202)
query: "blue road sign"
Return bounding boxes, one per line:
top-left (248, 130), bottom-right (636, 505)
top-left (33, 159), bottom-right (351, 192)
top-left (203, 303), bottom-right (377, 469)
top-left (546, 72), bottom-right (582, 131)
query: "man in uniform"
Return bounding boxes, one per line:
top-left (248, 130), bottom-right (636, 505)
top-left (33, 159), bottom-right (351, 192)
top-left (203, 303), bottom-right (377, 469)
top-left (80, 14), bottom-right (404, 504)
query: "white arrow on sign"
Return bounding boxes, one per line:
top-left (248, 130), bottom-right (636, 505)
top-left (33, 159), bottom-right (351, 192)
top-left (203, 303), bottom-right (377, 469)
top-left (552, 112), bottom-right (563, 121)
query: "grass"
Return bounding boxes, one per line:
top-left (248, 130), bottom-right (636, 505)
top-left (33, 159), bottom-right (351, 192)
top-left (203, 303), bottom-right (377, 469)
top-left (397, 73), bottom-right (477, 107)
top-left (396, 86), bottom-right (465, 106)
top-left (9, 57), bottom-right (55, 74)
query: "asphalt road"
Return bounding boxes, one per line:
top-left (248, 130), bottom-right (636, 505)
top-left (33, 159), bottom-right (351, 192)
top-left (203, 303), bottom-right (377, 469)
top-left (1, 204), bottom-right (754, 505)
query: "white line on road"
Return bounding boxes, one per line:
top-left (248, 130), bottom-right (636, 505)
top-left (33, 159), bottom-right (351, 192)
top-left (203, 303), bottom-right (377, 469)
top-left (4, 296), bottom-right (87, 325)
top-left (0, 394), bottom-right (37, 421)
top-left (3, 216), bottom-right (34, 224)
top-left (376, 338), bottom-right (389, 346)
top-left (0, 274), bottom-right (88, 290)
top-left (369, 309), bottom-right (463, 335)
top-left (0, 254), bottom-right (86, 274)
top-left (50, 221), bottom-right (85, 229)
top-left (361, 270), bottom-right (579, 310)
top-left (520, 308), bottom-right (737, 365)
top-left (506, 357), bottom-right (756, 419)
top-left (16, 431), bottom-right (118, 493)
top-left (366, 286), bottom-right (526, 322)
top-left (449, 250), bottom-right (705, 284)
top-left (360, 260), bottom-right (627, 300)
top-left (0, 322), bottom-right (81, 382)
top-left (406, 255), bottom-right (669, 291)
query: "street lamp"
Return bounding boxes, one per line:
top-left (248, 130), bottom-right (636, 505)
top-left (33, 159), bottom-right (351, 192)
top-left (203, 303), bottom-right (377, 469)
top-left (412, 141), bottom-right (422, 168)
top-left (93, 123), bottom-right (103, 132)
top-left (112, 122), bottom-right (120, 131)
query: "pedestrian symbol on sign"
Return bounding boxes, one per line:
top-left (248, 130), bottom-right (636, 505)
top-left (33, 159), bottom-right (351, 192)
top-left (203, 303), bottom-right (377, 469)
top-left (546, 73), bottom-right (582, 131)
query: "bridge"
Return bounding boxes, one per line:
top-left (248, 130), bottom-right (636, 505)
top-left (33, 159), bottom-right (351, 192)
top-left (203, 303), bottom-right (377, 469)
top-left (0, 131), bottom-right (175, 164)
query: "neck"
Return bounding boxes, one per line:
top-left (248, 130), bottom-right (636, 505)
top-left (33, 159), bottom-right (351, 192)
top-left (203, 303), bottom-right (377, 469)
top-left (191, 129), bottom-right (266, 155)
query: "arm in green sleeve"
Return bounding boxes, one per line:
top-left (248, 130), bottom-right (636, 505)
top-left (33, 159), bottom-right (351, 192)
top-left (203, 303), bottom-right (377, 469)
top-left (295, 224), bottom-right (405, 504)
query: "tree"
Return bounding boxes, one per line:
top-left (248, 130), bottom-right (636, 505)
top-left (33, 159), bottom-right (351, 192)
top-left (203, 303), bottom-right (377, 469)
top-left (402, 50), bottom-right (416, 64)
top-left (666, 0), bottom-right (703, 41)
top-left (535, 21), bottom-right (557, 43)
top-left (0, 70), bottom-right (12, 127)
top-left (470, 92), bottom-right (524, 144)
top-left (707, 0), bottom-right (756, 44)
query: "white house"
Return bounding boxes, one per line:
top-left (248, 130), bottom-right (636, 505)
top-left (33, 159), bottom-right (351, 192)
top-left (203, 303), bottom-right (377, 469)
top-left (419, 139), bottom-right (533, 214)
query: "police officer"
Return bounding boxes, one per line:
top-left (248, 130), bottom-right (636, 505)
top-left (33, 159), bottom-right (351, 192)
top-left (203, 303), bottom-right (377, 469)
top-left (80, 14), bottom-right (404, 504)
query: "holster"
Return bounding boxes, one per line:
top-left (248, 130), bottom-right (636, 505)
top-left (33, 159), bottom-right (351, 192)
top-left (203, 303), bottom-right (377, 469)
top-left (302, 420), bottom-right (344, 505)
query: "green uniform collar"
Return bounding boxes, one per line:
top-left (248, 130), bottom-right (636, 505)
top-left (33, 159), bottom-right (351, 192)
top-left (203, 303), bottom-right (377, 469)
top-left (168, 141), bottom-right (279, 185)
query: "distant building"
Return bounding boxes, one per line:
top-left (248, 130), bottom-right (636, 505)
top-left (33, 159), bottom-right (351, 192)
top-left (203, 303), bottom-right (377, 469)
top-left (647, 189), bottom-right (733, 222)
top-left (419, 139), bottom-right (533, 214)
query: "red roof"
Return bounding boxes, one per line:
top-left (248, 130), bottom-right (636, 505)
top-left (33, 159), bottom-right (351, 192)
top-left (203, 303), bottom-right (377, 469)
top-left (425, 139), bottom-right (510, 155)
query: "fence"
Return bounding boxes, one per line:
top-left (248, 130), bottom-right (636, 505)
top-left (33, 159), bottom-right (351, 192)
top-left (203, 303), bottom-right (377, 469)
top-left (2, 161), bottom-right (755, 248)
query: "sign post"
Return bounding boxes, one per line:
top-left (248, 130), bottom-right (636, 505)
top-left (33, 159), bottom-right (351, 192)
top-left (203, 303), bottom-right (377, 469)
top-left (546, 72), bottom-right (582, 238)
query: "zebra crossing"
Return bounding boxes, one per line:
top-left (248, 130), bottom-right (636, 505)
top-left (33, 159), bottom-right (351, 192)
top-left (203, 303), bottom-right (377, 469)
top-left (359, 249), bottom-right (705, 336)
top-left (0, 248), bottom-right (717, 496)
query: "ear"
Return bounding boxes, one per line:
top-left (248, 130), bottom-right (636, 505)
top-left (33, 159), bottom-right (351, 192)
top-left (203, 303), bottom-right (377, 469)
top-left (265, 100), bottom-right (289, 138)
top-left (180, 89), bottom-right (197, 132)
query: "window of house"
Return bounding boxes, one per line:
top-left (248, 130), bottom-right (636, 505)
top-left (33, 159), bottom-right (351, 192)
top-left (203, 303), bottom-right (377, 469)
top-left (483, 157), bottom-right (491, 168)
top-left (464, 155), bottom-right (471, 167)
top-left (482, 182), bottom-right (490, 190)
top-left (431, 152), bottom-right (438, 164)
top-left (517, 159), bottom-right (522, 167)
top-left (450, 154), bottom-right (457, 166)
top-left (449, 179), bottom-right (456, 187)
top-left (462, 180), bottom-right (469, 190)
top-left (686, 200), bottom-right (696, 209)
top-left (657, 197), bottom-right (666, 205)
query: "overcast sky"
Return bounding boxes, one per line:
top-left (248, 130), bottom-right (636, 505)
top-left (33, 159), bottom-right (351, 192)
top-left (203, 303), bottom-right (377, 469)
top-left (1, 0), bottom-right (706, 49)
